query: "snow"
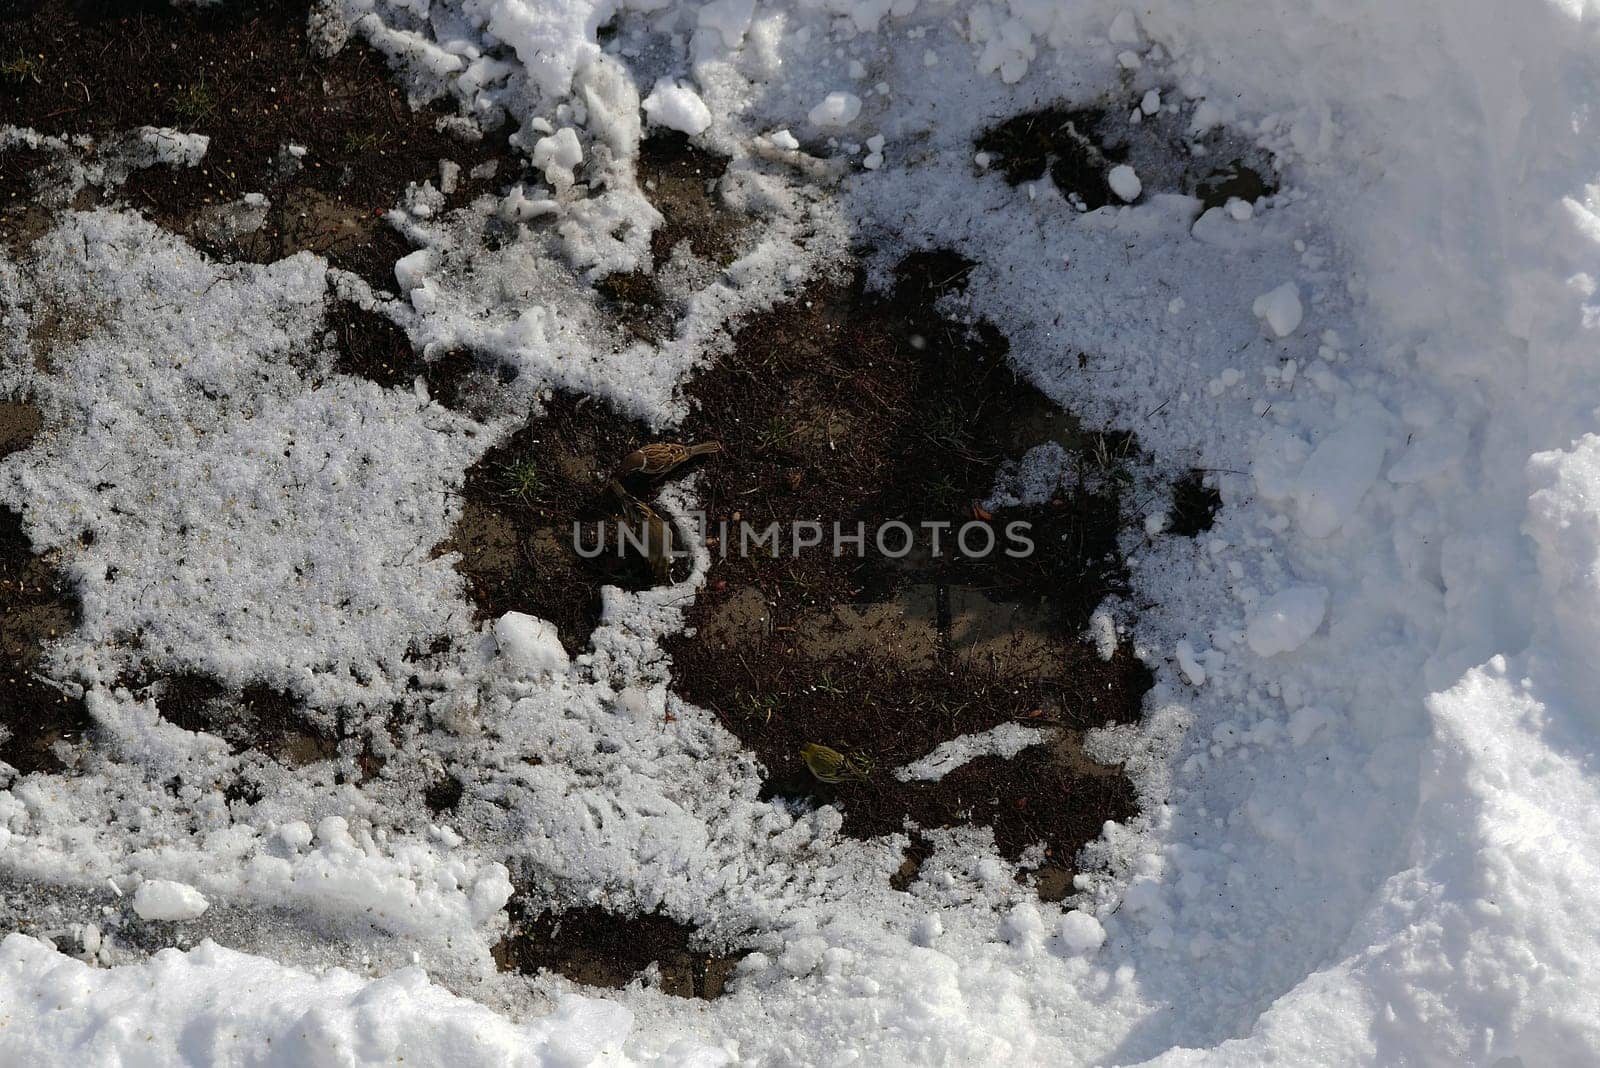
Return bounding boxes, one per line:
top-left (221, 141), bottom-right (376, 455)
top-left (1174, 639), bottom-right (1206, 685)
top-left (0, 934), bottom-right (685, 1066)
top-left (137, 127), bottom-right (209, 167)
top-left (1108, 11), bottom-right (1142, 45)
top-left (642, 80), bottom-right (713, 136)
top-left (132, 880), bottom-right (209, 922)
top-left (1245, 586), bottom-right (1329, 658)
top-left (8, 0), bottom-right (1600, 1062)
top-left (698, 0), bottom-right (756, 49)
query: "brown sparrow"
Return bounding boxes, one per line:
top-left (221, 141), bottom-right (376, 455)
top-left (616, 441), bottom-right (723, 478)
top-left (607, 480), bottom-right (675, 584)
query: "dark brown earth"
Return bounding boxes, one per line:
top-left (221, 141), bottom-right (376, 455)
top-left (978, 106), bottom-right (1124, 208)
top-left (658, 249), bottom-right (1153, 896)
top-left (593, 130), bottom-right (751, 342)
top-left (494, 901), bottom-right (747, 999)
top-left (1, 0), bottom-right (506, 289)
top-left (434, 135), bottom-right (1167, 902)
top-left (0, 496), bottom-right (92, 775)
top-left (1168, 469), bottom-right (1222, 537)
top-left (1, 398), bottom-right (91, 775)
top-left (435, 392), bottom-right (681, 655)
top-left (126, 672), bottom-right (338, 766)
top-left (976, 101), bottom-right (1277, 213)
top-left (325, 300), bottom-right (502, 409)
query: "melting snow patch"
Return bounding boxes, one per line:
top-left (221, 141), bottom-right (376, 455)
top-left (895, 723), bottom-right (1053, 782)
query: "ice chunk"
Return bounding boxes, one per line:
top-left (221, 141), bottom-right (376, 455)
top-left (532, 127), bottom-right (583, 186)
top-left (642, 79), bottom-right (712, 136)
top-left (1108, 10), bottom-right (1142, 43)
top-left (493, 612), bottom-right (569, 676)
top-left (769, 128), bottom-right (800, 150)
top-left (394, 249), bottom-right (433, 293)
top-left (1108, 164), bottom-right (1142, 202)
top-left (1252, 281), bottom-right (1304, 338)
top-left (1088, 607), bottom-right (1118, 660)
top-left (864, 133), bottom-right (885, 168)
top-left (133, 879), bottom-right (209, 921)
top-left (1246, 586), bottom-right (1329, 657)
top-left (499, 184), bottom-right (559, 222)
top-left (1287, 705), bottom-right (1331, 746)
top-left (808, 91), bottom-right (863, 128)
top-left (697, 0), bottom-right (756, 48)
top-left (475, 0), bottom-right (602, 99)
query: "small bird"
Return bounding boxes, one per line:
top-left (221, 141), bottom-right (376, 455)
top-left (799, 742), bottom-right (872, 784)
top-left (607, 480), bottom-right (675, 585)
top-left (616, 441), bottom-right (723, 479)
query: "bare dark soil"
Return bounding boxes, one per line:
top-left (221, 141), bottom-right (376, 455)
top-left (0, 399), bottom-right (42, 457)
top-left (977, 101), bottom-right (1277, 213)
top-left (593, 130), bottom-right (749, 342)
top-left (428, 133), bottom-right (1167, 898)
top-left (640, 131), bottom-right (748, 268)
top-left (1, 0), bottom-right (504, 289)
top-left (325, 300), bottom-right (502, 411)
top-left (1, 396), bottom-right (91, 776)
top-left (436, 392), bottom-right (712, 654)
top-left (0, 504), bottom-right (92, 775)
top-left (494, 901), bottom-right (747, 999)
top-left (127, 672), bottom-right (339, 766)
top-left (978, 106), bottom-right (1123, 208)
top-left (1168, 469), bottom-right (1222, 536)
top-left (659, 250), bottom-right (1153, 894)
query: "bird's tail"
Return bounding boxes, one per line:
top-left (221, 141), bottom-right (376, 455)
top-left (687, 441), bottom-right (724, 457)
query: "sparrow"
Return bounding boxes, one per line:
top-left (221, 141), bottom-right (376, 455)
top-left (616, 441), bottom-right (723, 479)
top-left (799, 742), bottom-right (872, 784)
top-left (607, 480), bottom-right (675, 585)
